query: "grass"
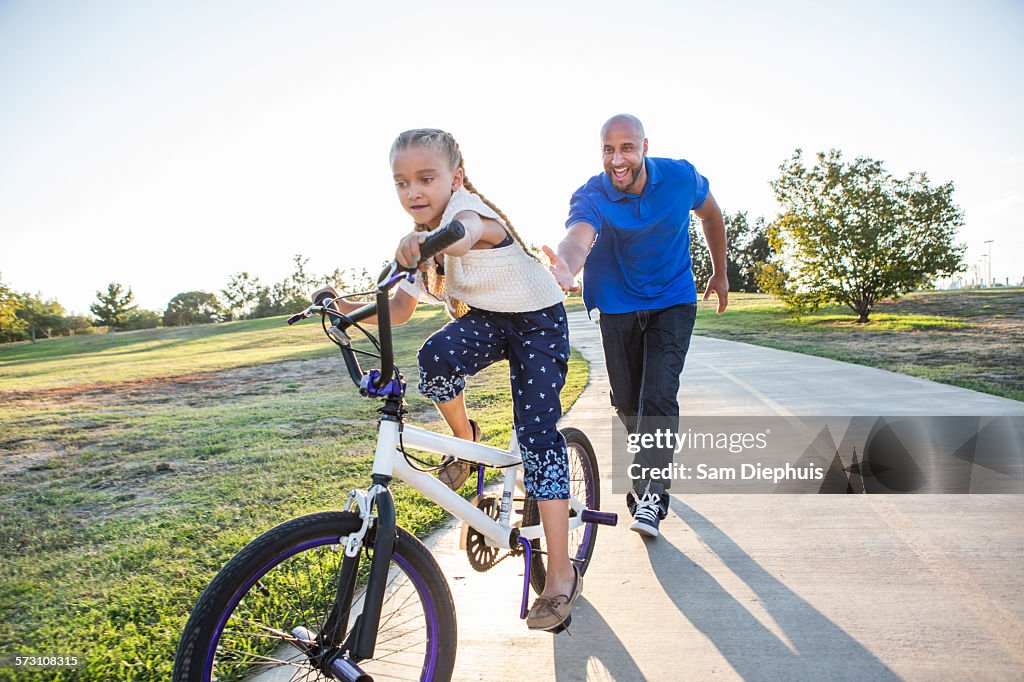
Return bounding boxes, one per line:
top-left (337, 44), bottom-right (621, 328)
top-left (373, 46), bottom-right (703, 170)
top-left (0, 316), bottom-right (337, 392)
top-left (0, 306), bottom-right (589, 681)
top-left (694, 288), bottom-right (1024, 402)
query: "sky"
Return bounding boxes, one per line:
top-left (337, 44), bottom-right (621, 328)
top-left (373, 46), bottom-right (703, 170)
top-left (1, 0), bottom-right (1022, 314)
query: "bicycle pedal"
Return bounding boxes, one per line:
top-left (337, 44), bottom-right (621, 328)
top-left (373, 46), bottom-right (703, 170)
top-left (547, 615), bottom-right (571, 634)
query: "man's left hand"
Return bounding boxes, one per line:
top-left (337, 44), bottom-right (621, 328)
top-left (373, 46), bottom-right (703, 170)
top-left (702, 273), bottom-right (729, 314)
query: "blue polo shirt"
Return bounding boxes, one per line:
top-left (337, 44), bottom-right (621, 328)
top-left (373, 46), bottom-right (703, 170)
top-left (566, 157), bottom-right (709, 314)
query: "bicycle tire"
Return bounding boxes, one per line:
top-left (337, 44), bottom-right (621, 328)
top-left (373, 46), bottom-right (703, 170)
top-left (522, 427), bottom-right (600, 595)
top-left (173, 511), bottom-right (456, 681)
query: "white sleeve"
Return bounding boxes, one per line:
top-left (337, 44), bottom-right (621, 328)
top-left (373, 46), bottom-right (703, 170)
top-left (396, 274), bottom-right (441, 305)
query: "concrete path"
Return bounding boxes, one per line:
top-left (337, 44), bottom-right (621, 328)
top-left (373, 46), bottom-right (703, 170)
top-left (432, 311), bottom-right (1024, 681)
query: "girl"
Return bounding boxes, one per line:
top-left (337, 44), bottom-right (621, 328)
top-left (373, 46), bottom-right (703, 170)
top-left (316, 129), bottom-right (580, 631)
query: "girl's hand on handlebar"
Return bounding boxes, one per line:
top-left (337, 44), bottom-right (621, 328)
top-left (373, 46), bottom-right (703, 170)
top-left (310, 285), bottom-right (338, 304)
top-left (396, 231), bottom-right (431, 271)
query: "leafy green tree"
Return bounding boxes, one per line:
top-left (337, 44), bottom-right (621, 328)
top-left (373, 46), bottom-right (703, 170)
top-left (62, 315), bottom-right (95, 336)
top-left (769, 149), bottom-right (966, 322)
top-left (724, 212), bottom-right (772, 293)
top-left (123, 309), bottom-right (162, 331)
top-left (754, 259), bottom-right (829, 318)
top-left (323, 265), bottom-right (383, 303)
top-left (221, 272), bottom-right (264, 320)
top-left (252, 255), bottom-right (322, 318)
top-left (17, 293), bottom-right (65, 341)
top-left (0, 275), bottom-right (28, 342)
top-left (90, 283), bottom-right (138, 330)
top-left (688, 215), bottom-right (713, 292)
top-left (163, 291), bottom-right (221, 326)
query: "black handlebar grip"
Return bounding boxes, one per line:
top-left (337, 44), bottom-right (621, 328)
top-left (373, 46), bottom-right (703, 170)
top-left (417, 220), bottom-right (466, 264)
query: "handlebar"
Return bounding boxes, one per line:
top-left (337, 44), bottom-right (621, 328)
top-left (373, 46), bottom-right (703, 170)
top-left (413, 219), bottom-right (465, 266)
top-left (288, 219), bottom-right (467, 392)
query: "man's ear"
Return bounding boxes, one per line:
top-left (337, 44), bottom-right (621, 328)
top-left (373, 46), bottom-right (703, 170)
top-left (643, 138), bottom-right (649, 156)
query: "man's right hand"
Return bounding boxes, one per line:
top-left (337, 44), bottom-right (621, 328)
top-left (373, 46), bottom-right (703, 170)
top-left (542, 245), bottom-right (579, 292)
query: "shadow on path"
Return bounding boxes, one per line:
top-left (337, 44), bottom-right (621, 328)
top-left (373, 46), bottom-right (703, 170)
top-left (642, 498), bottom-right (903, 682)
top-left (552, 596), bottom-right (646, 682)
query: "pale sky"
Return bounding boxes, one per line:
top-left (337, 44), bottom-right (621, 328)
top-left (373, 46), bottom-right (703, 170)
top-left (2, 0), bottom-right (1022, 314)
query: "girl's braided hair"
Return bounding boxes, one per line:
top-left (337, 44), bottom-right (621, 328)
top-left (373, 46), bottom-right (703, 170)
top-left (389, 129), bottom-right (539, 318)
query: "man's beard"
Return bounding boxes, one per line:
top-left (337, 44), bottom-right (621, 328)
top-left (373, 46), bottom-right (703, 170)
top-left (609, 162), bottom-right (643, 192)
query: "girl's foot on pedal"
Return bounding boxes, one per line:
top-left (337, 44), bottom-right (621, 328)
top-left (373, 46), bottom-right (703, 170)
top-left (526, 564), bottom-right (582, 631)
top-left (437, 418), bottom-right (481, 489)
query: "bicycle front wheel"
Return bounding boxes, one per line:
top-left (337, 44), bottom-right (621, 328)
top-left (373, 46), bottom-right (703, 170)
top-left (173, 511), bottom-right (457, 681)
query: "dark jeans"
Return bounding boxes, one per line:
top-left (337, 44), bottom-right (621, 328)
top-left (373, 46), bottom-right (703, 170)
top-left (599, 303), bottom-right (697, 499)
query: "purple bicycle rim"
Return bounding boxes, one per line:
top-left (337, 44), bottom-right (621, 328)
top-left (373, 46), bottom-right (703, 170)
top-left (203, 536), bottom-right (440, 681)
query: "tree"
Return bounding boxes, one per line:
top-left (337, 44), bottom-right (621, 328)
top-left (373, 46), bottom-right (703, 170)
top-left (688, 215), bottom-right (713, 292)
top-left (164, 291), bottom-right (221, 326)
top-left (123, 309), bottom-right (162, 331)
top-left (221, 272), bottom-right (263, 320)
top-left (768, 149), bottom-right (966, 322)
top-left (251, 255), bottom-right (321, 318)
top-left (0, 275), bottom-right (28, 342)
top-left (90, 283), bottom-right (138, 330)
top-left (16, 293), bottom-right (65, 341)
top-left (724, 212), bottom-right (772, 293)
top-left (323, 265), bottom-right (382, 303)
top-left (62, 315), bottom-right (94, 336)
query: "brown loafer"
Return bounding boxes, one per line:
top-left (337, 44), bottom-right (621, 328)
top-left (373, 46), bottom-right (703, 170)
top-left (526, 564), bottom-right (583, 631)
top-left (437, 419), bottom-right (481, 490)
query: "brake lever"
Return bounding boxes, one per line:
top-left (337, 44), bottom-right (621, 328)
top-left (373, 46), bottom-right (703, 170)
top-left (286, 303), bottom-right (325, 325)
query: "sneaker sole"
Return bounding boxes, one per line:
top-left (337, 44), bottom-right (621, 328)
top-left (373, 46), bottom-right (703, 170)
top-left (629, 520), bottom-right (660, 537)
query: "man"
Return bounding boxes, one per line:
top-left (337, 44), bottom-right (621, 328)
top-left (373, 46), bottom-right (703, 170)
top-left (543, 114), bottom-right (728, 538)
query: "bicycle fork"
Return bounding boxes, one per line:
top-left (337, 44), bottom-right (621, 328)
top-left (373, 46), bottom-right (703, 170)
top-left (300, 476), bottom-right (395, 681)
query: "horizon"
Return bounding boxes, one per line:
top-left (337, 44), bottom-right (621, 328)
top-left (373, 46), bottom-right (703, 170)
top-left (2, 1), bottom-right (1022, 315)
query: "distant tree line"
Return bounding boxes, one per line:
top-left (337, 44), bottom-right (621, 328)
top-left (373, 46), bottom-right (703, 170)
top-left (0, 258), bottom-right (378, 343)
top-left (2, 147), bottom-right (969, 342)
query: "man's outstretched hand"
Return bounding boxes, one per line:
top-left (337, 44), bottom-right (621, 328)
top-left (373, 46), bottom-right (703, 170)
top-left (702, 273), bottom-right (729, 314)
top-left (542, 245), bottom-right (579, 292)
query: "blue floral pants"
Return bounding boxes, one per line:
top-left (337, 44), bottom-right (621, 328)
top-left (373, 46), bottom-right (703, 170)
top-left (417, 303), bottom-right (570, 500)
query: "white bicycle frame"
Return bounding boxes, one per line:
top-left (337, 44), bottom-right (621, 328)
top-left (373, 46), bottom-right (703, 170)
top-left (365, 420), bottom-right (590, 549)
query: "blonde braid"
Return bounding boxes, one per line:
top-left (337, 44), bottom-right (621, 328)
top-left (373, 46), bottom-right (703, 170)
top-left (460, 171), bottom-right (541, 264)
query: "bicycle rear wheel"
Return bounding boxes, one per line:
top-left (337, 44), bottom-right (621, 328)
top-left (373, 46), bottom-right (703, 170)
top-left (173, 511), bottom-right (456, 681)
top-left (522, 427), bottom-right (600, 594)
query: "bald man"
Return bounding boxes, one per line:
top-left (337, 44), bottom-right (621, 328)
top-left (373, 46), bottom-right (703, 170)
top-left (543, 114), bottom-right (728, 538)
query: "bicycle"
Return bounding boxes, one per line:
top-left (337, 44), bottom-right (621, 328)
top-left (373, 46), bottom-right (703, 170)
top-left (172, 221), bottom-right (617, 681)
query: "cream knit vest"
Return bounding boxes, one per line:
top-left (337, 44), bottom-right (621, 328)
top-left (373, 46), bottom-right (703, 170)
top-left (403, 188), bottom-right (565, 314)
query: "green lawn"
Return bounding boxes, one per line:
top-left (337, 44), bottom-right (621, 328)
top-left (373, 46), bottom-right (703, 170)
top-left (0, 308), bottom-right (589, 681)
top-left (694, 289), bottom-right (1024, 402)
top-left (0, 316), bottom-right (338, 392)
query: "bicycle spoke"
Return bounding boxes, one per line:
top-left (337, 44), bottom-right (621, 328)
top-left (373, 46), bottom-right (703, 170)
top-left (216, 647), bottom-right (308, 667)
top-left (371, 638), bottom-right (429, 663)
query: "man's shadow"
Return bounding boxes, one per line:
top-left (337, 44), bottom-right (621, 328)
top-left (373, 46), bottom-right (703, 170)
top-left (636, 498), bottom-right (902, 681)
